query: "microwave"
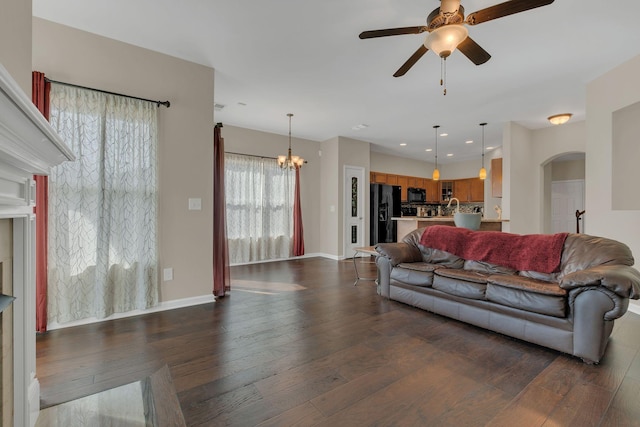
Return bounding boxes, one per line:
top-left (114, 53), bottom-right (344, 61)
top-left (407, 187), bottom-right (426, 203)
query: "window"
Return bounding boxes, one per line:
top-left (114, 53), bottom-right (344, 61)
top-left (47, 84), bottom-right (158, 324)
top-left (225, 153), bottom-right (294, 263)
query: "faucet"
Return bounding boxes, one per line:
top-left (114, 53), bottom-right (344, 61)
top-left (447, 197), bottom-right (460, 214)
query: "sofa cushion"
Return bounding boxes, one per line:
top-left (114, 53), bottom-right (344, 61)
top-left (435, 268), bottom-right (491, 284)
top-left (519, 270), bottom-right (559, 283)
top-left (433, 271), bottom-right (488, 300)
top-left (486, 275), bottom-right (567, 318)
top-left (464, 260), bottom-right (517, 276)
top-left (391, 262), bottom-right (439, 287)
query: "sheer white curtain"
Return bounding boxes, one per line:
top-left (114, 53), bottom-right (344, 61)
top-left (47, 84), bottom-right (158, 324)
top-left (225, 153), bottom-right (294, 263)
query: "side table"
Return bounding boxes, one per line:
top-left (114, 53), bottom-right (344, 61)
top-left (352, 246), bottom-right (379, 286)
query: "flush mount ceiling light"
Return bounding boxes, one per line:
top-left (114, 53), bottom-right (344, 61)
top-left (277, 113), bottom-right (304, 170)
top-left (478, 122), bottom-right (487, 180)
top-left (548, 113), bottom-right (572, 125)
top-left (432, 125), bottom-right (440, 181)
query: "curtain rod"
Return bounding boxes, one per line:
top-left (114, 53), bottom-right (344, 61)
top-left (45, 78), bottom-right (170, 108)
top-left (225, 151), bottom-right (277, 160)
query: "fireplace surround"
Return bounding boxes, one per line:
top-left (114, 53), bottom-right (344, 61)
top-left (0, 64), bottom-right (73, 426)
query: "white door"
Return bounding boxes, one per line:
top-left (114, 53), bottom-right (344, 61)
top-left (344, 166), bottom-right (366, 258)
top-left (551, 180), bottom-right (585, 233)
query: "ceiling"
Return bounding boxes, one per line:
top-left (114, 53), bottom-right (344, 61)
top-left (32, 0), bottom-right (640, 164)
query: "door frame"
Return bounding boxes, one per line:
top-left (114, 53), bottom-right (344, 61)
top-left (343, 165), bottom-right (366, 259)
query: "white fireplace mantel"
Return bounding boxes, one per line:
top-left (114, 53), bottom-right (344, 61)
top-left (0, 63), bottom-right (73, 427)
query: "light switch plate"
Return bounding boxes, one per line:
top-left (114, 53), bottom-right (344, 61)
top-left (163, 268), bottom-right (173, 281)
top-left (188, 198), bottom-right (202, 210)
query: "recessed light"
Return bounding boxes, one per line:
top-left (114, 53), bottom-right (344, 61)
top-left (440, 133), bottom-right (448, 137)
top-left (465, 140), bottom-right (473, 144)
top-left (399, 143), bottom-right (407, 146)
top-left (425, 148), bottom-right (432, 152)
top-left (486, 146), bottom-right (495, 150)
top-left (447, 153), bottom-right (454, 157)
top-left (352, 124), bottom-right (369, 131)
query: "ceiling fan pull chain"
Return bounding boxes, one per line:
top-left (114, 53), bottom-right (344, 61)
top-left (443, 57), bottom-right (447, 96)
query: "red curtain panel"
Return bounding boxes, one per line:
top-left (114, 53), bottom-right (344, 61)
top-left (292, 166), bottom-right (305, 256)
top-left (32, 71), bottom-right (50, 333)
top-left (213, 124), bottom-right (230, 297)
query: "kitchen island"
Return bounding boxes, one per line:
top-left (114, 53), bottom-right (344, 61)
top-left (393, 216), bottom-right (507, 242)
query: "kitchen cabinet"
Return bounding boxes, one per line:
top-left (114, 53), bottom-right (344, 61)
top-left (425, 179), bottom-right (439, 202)
top-left (469, 178), bottom-right (484, 202)
top-left (370, 171), bottom-right (387, 184)
top-left (408, 177), bottom-right (423, 189)
top-left (454, 178), bottom-right (484, 202)
top-left (369, 172), bottom-right (482, 203)
top-left (440, 181), bottom-right (453, 201)
top-left (454, 179), bottom-right (470, 201)
top-left (492, 158), bottom-right (503, 198)
top-left (397, 175), bottom-right (409, 201)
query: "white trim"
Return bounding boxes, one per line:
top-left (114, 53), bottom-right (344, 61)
top-left (628, 303), bottom-right (640, 315)
top-left (47, 294), bottom-right (217, 330)
top-left (229, 252), bottom-right (337, 266)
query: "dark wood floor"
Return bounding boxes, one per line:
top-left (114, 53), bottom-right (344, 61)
top-left (36, 257), bottom-right (640, 426)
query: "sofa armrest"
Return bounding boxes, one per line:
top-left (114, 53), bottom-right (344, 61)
top-left (560, 265), bottom-right (640, 299)
top-left (375, 242), bottom-right (422, 266)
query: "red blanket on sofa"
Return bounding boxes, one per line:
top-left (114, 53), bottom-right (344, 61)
top-left (419, 226), bottom-right (568, 273)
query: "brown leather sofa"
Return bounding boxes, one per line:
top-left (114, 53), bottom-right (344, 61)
top-left (375, 227), bottom-right (640, 364)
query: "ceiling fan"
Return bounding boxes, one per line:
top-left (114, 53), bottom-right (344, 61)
top-left (359, 0), bottom-right (555, 90)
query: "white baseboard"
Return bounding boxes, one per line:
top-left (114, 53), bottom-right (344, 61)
top-left (47, 294), bottom-right (216, 331)
top-left (628, 302), bottom-right (640, 315)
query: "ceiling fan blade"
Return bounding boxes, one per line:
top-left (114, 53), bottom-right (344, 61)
top-left (457, 37), bottom-right (491, 65)
top-left (466, 0), bottom-right (554, 25)
top-left (359, 26), bottom-right (428, 39)
top-left (393, 45), bottom-right (429, 77)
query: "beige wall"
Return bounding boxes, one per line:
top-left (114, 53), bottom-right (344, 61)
top-left (33, 18), bottom-right (215, 303)
top-left (503, 120), bottom-right (586, 234)
top-left (319, 137), bottom-right (340, 256)
top-left (221, 125), bottom-right (322, 255)
top-left (552, 159), bottom-right (585, 182)
top-left (0, 0), bottom-right (31, 94)
top-left (586, 54), bottom-right (640, 313)
top-left (612, 100), bottom-right (640, 210)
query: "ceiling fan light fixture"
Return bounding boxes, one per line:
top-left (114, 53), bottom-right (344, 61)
top-left (548, 113), bottom-right (572, 125)
top-left (424, 24), bottom-right (469, 58)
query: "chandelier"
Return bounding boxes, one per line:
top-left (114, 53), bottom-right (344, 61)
top-left (277, 113), bottom-right (304, 170)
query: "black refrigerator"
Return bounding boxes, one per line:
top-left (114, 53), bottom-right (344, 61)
top-left (370, 184), bottom-right (401, 245)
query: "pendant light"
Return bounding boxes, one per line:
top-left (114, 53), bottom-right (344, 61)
top-left (478, 122), bottom-right (487, 180)
top-left (432, 125), bottom-right (440, 181)
top-left (277, 113), bottom-right (304, 170)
